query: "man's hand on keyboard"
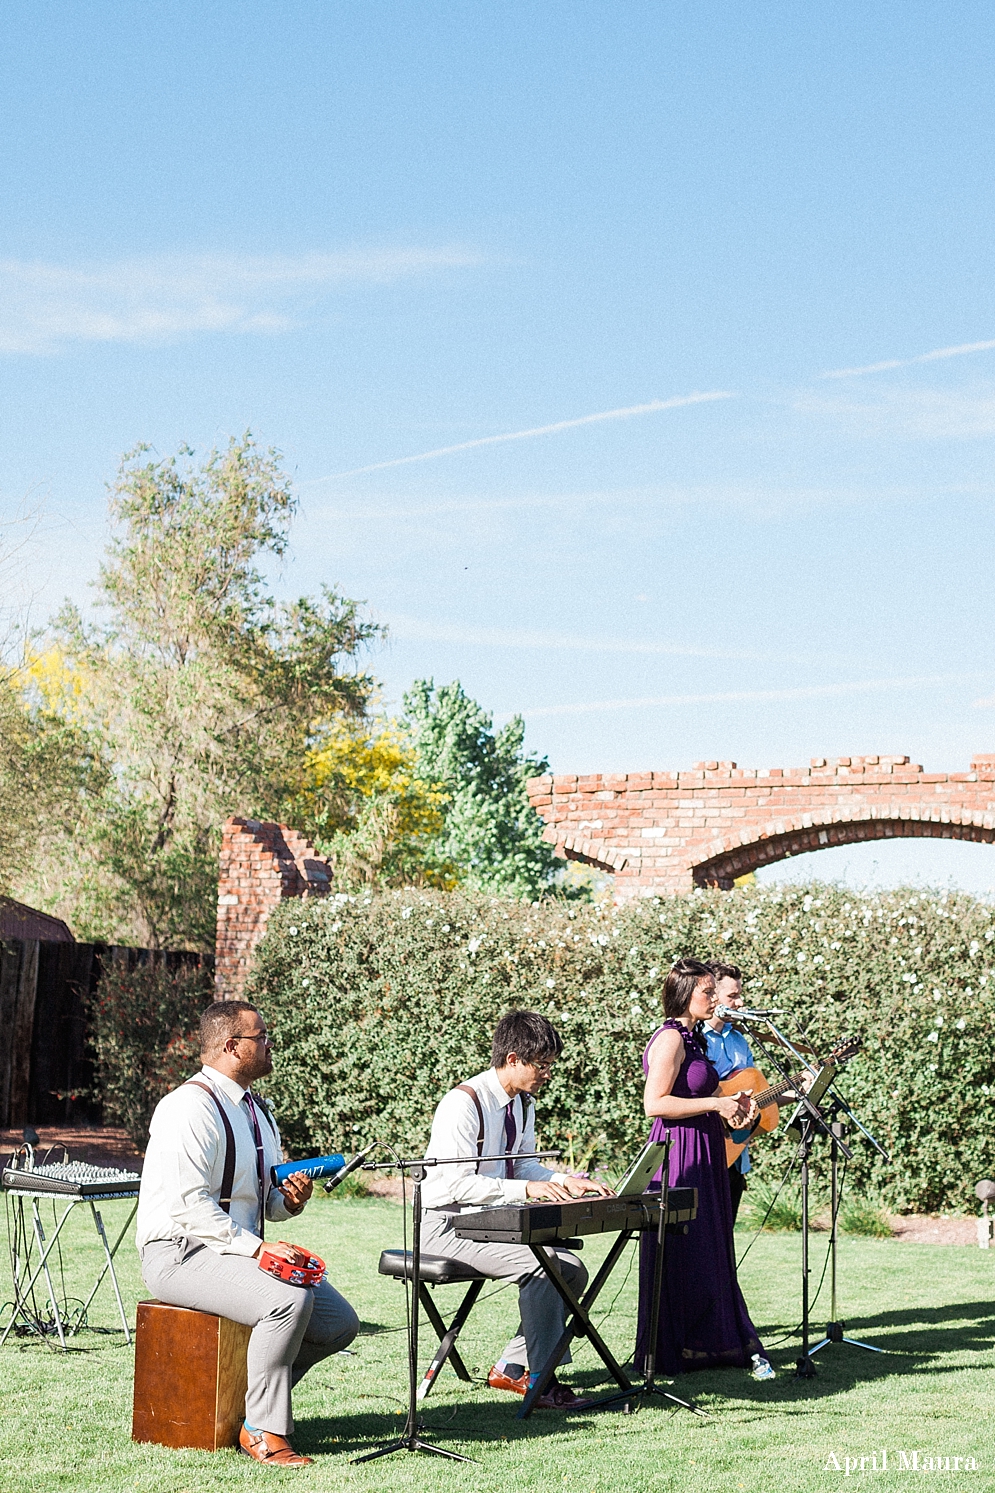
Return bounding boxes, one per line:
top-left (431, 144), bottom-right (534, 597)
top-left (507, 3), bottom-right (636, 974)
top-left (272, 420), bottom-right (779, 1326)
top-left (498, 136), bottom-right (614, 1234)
top-left (562, 1174), bottom-right (615, 1198)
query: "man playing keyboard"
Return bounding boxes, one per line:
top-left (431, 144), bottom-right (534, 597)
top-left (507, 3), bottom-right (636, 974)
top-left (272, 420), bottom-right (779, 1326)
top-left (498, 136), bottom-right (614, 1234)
top-left (421, 1009), bottom-right (612, 1409)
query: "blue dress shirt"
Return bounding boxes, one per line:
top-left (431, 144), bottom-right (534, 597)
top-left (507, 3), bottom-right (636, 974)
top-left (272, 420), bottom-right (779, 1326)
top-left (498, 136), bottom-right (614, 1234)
top-left (700, 1022), bottom-right (754, 1174)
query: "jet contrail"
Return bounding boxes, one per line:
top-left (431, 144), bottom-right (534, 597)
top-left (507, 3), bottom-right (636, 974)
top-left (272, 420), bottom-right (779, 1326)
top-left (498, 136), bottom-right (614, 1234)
top-left (823, 339), bottom-right (995, 379)
top-left (514, 673), bottom-right (978, 719)
top-left (308, 391), bottom-right (737, 481)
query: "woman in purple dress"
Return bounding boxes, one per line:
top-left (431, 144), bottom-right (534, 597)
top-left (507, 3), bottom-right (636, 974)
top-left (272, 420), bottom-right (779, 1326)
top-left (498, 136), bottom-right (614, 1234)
top-left (635, 958), bottom-right (774, 1379)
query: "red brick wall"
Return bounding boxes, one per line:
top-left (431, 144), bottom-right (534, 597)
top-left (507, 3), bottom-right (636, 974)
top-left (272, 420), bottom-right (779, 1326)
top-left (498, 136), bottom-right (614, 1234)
top-left (527, 754), bottom-right (995, 898)
top-left (215, 817), bottom-right (332, 995)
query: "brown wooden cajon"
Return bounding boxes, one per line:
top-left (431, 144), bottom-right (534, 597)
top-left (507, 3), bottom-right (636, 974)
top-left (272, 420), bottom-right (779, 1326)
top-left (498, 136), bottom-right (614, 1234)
top-left (132, 1300), bottom-right (252, 1451)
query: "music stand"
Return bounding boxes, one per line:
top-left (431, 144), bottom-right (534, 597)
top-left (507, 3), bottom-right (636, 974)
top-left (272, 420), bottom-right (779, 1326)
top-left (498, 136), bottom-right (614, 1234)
top-left (351, 1147), bottom-right (559, 1465)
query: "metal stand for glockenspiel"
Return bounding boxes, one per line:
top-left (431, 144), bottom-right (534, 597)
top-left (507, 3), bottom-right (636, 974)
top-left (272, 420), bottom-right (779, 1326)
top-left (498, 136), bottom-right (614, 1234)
top-left (1, 1189), bottom-right (138, 1350)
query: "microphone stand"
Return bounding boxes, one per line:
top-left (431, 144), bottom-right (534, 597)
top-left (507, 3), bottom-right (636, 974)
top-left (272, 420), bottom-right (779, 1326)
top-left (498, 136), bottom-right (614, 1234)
top-left (582, 1136), bottom-right (704, 1419)
top-left (733, 1007), bottom-right (889, 1378)
top-left (351, 1149), bottom-right (559, 1465)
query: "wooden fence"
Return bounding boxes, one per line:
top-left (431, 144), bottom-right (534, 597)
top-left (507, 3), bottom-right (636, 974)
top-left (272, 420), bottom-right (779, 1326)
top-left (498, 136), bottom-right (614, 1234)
top-left (0, 939), bottom-right (214, 1129)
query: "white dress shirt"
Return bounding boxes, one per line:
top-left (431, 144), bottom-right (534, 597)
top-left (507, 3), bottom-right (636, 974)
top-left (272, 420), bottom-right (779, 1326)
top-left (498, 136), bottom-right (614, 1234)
top-left (136, 1065), bottom-right (293, 1256)
top-left (421, 1067), bottom-right (567, 1210)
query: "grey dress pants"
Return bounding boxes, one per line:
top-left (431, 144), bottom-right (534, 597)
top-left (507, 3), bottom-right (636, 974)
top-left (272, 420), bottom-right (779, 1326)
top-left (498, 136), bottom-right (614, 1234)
top-left (140, 1239), bottom-right (359, 1436)
top-left (420, 1208), bottom-right (587, 1373)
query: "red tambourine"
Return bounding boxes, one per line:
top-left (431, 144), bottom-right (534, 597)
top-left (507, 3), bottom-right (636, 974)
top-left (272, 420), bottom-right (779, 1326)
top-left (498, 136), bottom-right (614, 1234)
top-left (258, 1242), bottom-right (326, 1287)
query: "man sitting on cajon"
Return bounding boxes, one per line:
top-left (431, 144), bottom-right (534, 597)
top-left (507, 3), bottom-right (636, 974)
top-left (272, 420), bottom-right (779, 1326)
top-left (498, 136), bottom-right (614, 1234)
top-left (137, 999), bottom-right (358, 1467)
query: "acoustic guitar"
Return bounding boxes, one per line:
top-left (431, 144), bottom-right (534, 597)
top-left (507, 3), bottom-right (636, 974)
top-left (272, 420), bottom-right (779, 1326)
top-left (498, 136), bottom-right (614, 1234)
top-left (719, 1036), bottom-right (861, 1167)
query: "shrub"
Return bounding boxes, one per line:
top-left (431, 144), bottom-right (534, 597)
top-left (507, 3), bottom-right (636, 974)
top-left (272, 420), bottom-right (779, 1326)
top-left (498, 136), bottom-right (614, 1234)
top-left (839, 1197), bottom-right (894, 1238)
top-left (740, 1177), bottom-right (804, 1232)
top-left (246, 881), bottom-right (995, 1213)
top-left (90, 957), bottom-right (215, 1146)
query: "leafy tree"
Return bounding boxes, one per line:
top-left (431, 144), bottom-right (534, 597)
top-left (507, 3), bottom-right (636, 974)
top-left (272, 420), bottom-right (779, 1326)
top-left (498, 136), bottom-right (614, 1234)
top-left (402, 679), bottom-right (558, 899)
top-left (36, 435), bottom-right (379, 948)
top-left (0, 666), bottom-right (102, 899)
top-left (286, 715), bottom-right (452, 888)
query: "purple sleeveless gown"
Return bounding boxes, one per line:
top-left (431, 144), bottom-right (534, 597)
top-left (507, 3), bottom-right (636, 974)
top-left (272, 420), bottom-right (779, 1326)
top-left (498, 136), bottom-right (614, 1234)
top-left (635, 1019), bottom-right (763, 1375)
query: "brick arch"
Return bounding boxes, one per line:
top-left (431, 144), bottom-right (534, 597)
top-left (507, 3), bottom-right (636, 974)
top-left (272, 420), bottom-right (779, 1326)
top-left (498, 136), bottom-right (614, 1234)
top-left (527, 753), bottom-right (995, 899)
top-left (691, 806), bottom-right (995, 890)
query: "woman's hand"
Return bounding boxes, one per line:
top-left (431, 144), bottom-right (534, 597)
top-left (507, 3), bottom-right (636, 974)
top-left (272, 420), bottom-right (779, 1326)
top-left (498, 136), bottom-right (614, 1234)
top-left (713, 1091), bottom-right (752, 1125)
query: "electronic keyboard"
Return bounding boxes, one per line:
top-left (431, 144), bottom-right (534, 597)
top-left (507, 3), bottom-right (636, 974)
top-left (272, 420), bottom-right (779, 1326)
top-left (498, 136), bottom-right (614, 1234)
top-left (452, 1187), bottom-right (697, 1245)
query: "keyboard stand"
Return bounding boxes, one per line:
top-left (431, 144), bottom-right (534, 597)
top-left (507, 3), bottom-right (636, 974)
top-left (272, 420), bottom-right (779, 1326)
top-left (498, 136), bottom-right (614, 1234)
top-left (517, 1229), bottom-right (638, 1418)
top-left (0, 1192), bottom-right (138, 1350)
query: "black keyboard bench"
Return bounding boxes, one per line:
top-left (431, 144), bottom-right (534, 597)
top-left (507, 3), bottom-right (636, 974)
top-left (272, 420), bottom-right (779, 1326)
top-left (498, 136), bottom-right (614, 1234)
top-left (378, 1249), bottom-right (486, 1399)
top-left (378, 1241), bottom-right (584, 1400)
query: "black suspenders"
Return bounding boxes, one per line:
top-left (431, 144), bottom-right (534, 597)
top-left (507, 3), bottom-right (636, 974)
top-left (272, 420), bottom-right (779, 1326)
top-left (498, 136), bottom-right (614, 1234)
top-left (185, 1079), bottom-right (278, 1215)
top-left (455, 1084), bottom-right (533, 1172)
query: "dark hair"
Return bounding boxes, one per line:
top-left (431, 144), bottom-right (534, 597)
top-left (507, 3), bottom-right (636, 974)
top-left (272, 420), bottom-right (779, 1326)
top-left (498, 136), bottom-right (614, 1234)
top-left (705, 961), bottom-right (742, 984)
top-left (200, 1000), bottom-right (261, 1057)
top-left (663, 959), bottom-right (713, 1019)
top-left (491, 1010), bottom-right (563, 1068)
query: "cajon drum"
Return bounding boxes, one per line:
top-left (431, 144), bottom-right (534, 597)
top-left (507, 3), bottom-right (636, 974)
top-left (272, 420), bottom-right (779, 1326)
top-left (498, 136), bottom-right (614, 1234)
top-left (132, 1300), bottom-right (252, 1451)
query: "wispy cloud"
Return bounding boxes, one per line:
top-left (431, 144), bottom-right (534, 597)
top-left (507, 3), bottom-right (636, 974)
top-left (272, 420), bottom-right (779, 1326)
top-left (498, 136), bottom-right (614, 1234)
top-left (387, 614), bottom-right (817, 664)
top-left (309, 392), bottom-right (737, 481)
top-left (0, 248), bottom-right (479, 353)
top-left (823, 339), bottom-right (995, 380)
top-left (795, 386), bottom-right (995, 441)
top-left (512, 673), bottom-right (980, 719)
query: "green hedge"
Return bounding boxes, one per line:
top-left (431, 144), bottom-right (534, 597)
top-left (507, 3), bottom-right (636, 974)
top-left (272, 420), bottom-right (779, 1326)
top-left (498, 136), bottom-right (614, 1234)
top-left (247, 881), bottom-right (995, 1214)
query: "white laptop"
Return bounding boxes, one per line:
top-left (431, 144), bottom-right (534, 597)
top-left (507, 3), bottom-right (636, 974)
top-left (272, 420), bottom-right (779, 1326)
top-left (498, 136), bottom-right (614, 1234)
top-left (614, 1139), bottom-right (670, 1197)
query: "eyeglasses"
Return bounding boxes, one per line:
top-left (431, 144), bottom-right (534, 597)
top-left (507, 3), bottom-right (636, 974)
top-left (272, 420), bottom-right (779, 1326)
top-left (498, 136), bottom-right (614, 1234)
top-left (231, 1031), bottom-right (270, 1045)
top-left (528, 1059), bottom-right (555, 1075)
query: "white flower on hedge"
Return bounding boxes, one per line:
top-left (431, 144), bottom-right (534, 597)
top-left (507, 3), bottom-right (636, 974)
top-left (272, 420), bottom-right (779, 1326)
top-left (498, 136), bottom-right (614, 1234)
top-left (813, 955), bottom-right (824, 965)
top-left (546, 978), bottom-right (555, 989)
top-left (648, 967), bottom-right (659, 980)
top-left (442, 924), bottom-right (451, 933)
top-left (288, 926), bottom-right (298, 936)
top-left (467, 937), bottom-right (482, 955)
top-left (932, 990), bottom-right (942, 1001)
top-left (401, 907), bottom-right (413, 919)
top-left (928, 1062), bottom-right (937, 1072)
top-left (797, 952), bottom-right (807, 963)
top-left (956, 1017), bottom-right (967, 1029)
top-left (926, 1030), bottom-right (939, 1042)
top-left (934, 1014), bottom-right (944, 1026)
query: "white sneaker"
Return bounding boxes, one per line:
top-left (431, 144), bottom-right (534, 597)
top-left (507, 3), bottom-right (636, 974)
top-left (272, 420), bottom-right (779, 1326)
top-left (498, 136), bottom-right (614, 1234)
top-left (750, 1353), bottom-right (776, 1380)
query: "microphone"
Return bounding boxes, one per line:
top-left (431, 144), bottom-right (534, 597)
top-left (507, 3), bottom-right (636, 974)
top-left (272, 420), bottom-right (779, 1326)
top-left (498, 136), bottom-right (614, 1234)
top-left (714, 1004), bottom-right (781, 1023)
top-left (323, 1143), bottom-right (376, 1194)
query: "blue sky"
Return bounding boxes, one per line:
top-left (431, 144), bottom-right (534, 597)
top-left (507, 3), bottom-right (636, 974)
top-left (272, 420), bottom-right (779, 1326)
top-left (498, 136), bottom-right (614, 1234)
top-left (3, 1), bottom-right (995, 891)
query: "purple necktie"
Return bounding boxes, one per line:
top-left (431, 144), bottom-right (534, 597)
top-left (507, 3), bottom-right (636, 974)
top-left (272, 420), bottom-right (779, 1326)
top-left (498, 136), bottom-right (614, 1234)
top-left (504, 1100), bottom-right (517, 1179)
top-left (243, 1092), bottom-right (267, 1240)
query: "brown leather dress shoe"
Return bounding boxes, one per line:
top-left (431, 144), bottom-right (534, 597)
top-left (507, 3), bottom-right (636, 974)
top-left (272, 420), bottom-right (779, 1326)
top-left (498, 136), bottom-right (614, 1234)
top-left (534, 1381), bottom-right (591, 1410)
top-left (486, 1367), bottom-right (590, 1409)
top-left (238, 1425), bottom-right (314, 1466)
top-left (487, 1365), bottom-right (530, 1395)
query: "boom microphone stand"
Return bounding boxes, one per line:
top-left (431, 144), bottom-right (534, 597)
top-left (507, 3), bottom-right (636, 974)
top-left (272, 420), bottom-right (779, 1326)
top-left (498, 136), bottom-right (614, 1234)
top-left (351, 1148), bottom-right (559, 1465)
top-left (752, 1010), bottom-right (889, 1377)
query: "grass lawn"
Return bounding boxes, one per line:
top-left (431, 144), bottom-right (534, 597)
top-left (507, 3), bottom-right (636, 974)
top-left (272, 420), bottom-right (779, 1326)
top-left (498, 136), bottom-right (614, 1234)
top-left (1, 1193), bottom-right (992, 1492)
